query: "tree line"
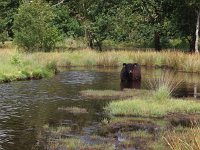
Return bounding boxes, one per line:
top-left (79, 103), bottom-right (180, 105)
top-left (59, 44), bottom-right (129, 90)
top-left (0, 0), bottom-right (199, 52)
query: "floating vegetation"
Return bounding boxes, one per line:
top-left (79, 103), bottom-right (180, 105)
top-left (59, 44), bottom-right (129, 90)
top-left (58, 107), bottom-right (88, 114)
top-left (80, 89), bottom-right (153, 100)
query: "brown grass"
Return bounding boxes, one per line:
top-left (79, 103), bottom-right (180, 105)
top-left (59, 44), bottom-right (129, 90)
top-left (164, 127), bottom-right (200, 150)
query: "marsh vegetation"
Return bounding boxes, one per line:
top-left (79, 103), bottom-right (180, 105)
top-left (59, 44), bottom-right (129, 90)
top-left (35, 71), bottom-right (200, 150)
top-left (3, 47), bottom-right (200, 83)
top-left (1, 0), bottom-right (200, 149)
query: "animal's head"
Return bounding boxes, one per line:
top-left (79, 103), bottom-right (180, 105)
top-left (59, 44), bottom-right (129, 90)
top-left (123, 63), bottom-right (133, 74)
top-left (123, 63), bottom-right (141, 80)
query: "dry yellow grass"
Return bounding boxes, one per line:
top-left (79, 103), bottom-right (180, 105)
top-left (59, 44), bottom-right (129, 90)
top-left (164, 127), bottom-right (200, 150)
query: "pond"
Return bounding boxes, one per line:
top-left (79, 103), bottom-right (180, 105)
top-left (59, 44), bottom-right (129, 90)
top-left (0, 67), bottom-right (200, 150)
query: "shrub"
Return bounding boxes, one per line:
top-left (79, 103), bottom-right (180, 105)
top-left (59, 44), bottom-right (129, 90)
top-left (13, 0), bottom-right (62, 52)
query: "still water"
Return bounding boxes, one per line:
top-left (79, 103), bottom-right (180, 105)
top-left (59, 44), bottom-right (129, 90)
top-left (0, 67), bottom-right (200, 150)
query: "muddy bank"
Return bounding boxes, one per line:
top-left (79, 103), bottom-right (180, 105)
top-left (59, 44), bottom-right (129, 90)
top-left (166, 113), bottom-right (200, 127)
top-left (39, 117), bottom-right (168, 150)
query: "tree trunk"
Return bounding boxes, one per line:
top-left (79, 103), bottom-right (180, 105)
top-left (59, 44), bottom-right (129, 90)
top-left (154, 31), bottom-right (161, 51)
top-left (188, 38), bottom-right (195, 53)
top-left (195, 10), bottom-right (200, 53)
top-left (85, 28), bottom-right (93, 49)
top-left (96, 40), bottom-right (102, 51)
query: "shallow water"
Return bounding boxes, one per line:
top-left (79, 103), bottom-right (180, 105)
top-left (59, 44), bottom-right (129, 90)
top-left (0, 67), bottom-right (200, 150)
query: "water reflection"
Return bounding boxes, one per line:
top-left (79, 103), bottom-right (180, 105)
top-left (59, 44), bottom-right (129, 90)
top-left (120, 80), bottom-right (141, 90)
top-left (0, 67), bottom-right (200, 149)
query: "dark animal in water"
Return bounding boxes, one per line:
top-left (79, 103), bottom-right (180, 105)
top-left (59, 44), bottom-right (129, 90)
top-left (120, 63), bottom-right (141, 82)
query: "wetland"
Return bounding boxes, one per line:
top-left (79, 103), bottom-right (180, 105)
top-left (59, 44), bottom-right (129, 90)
top-left (1, 67), bottom-right (200, 150)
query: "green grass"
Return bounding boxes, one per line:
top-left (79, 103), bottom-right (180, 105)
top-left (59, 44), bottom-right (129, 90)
top-left (80, 89), bottom-right (152, 100)
top-left (0, 49), bottom-right (57, 82)
top-left (106, 99), bottom-right (200, 117)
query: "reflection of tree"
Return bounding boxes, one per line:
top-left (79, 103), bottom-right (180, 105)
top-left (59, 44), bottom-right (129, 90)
top-left (120, 81), bottom-right (141, 90)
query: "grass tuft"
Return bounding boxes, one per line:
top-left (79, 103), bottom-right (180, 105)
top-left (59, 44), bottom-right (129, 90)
top-left (106, 98), bottom-right (200, 118)
top-left (147, 71), bottom-right (182, 101)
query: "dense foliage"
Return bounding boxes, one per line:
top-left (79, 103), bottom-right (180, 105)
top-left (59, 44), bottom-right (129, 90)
top-left (13, 0), bottom-right (62, 51)
top-left (0, 0), bottom-right (199, 52)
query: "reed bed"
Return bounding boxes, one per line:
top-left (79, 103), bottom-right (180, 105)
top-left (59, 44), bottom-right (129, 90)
top-left (164, 127), bottom-right (200, 150)
top-left (56, 50), bottom-right (200, 73)
top-left (1, 47), bottom-right (200, 82)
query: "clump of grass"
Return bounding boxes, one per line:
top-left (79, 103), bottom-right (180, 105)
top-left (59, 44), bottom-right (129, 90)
top-left (106, 98), bottom-right (200, 117)
top-left (164, 127), bottom-right (200, 150)
top-left (147, 71), bottom-right (182, 101)
top-left (125, 130), bottom-right (153, 138)
top-left (58, 107), bottom-right (88, 114)
top-left (48, 138), bottom-right (87, 150)
top-left (49, 138), bottom-right (114, 150)
top-left (154, 85), bottom-right (171, 101)
top-left (51, 127), bottom-right (71, 138)
top-left (80, 89), bottom-right (152, 100)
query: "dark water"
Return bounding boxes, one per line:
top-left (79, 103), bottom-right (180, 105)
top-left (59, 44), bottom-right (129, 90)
top-left (0, 67), bottom-right (200, 150)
